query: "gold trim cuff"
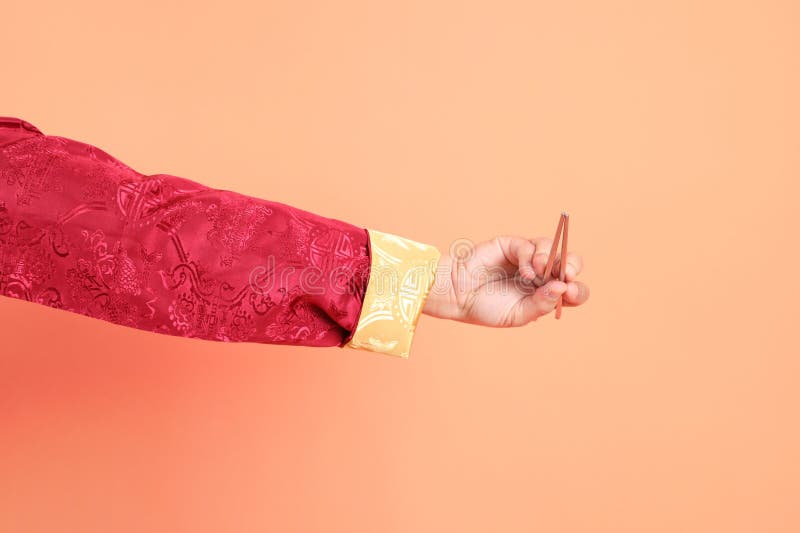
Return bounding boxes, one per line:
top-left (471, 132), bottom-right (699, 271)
top-left (345, 229), bottom-right (441, 358)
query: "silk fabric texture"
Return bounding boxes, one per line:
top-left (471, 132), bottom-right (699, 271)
top-left (0, 117), bottom-right (440, 357)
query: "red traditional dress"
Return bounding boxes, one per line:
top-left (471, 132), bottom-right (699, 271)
top-left (0, 117), bottom-right (440, 357)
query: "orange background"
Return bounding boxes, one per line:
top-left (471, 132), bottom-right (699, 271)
top-left (2, 1), bottom-right (798, 532)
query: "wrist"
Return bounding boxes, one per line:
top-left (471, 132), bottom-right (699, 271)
top-left (422, 253), bottom-right (461, 320)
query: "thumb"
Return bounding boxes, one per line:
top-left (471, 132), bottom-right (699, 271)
top-left (517, 279), bottom-right (568, 324)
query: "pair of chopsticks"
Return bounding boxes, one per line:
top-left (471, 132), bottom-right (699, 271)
top-left (540, 212), bottom-right (569, 319)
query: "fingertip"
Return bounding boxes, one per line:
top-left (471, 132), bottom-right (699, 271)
top-left (566, 281), bottom-right (580, 301)
top-left (541, 280), bottom-right (567, 298)
top-left (521, 264), bottom-right (536, 278)
top-left (564, 281), bottom-right (589, 305)
top-left (566, 264), bottom-right (577, 279)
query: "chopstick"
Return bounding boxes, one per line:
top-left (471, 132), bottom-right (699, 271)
top-left (539, 212), bottom-right (569, 320)
top-left (555, 212), bottom-right (569, 319)
top-left (541, 214), bottom-right (564, 283)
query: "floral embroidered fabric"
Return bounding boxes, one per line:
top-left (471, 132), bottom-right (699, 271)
top-left (0, 117), bottom-right (371, 348)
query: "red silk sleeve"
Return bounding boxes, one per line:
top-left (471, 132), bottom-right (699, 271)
top-left (0, 117), bottom-right (371, 349)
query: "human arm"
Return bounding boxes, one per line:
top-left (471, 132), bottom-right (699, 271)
top-left (0, 116), bottom-right (439, 357)
top-left (0, 116), bottom-right (589, 359)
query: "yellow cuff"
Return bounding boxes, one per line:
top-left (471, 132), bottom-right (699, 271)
top-left (345, 229), bottom-right (441, 358)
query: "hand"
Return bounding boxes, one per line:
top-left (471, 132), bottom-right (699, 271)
top-left (422, 236), bottom-right (590, 326)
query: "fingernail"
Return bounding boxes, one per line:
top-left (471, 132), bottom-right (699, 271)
top-left (566, 264), bottom-right (577, 278)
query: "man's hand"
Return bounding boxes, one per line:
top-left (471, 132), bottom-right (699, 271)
top-left (422, 236), bottom-right (590, 326)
